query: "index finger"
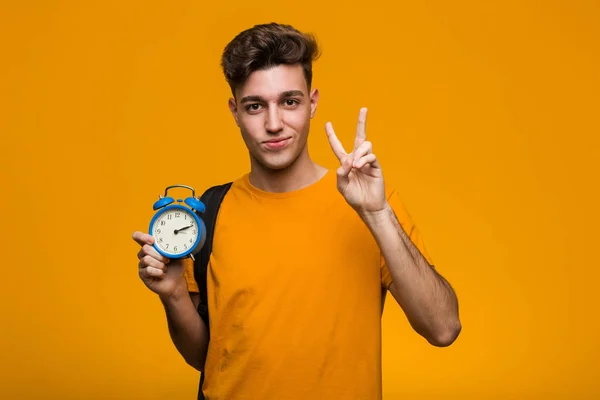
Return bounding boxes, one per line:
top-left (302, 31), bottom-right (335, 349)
top-left (325, 122), bottom-right (347, 161)
top-left (138, 244), bottom-right (170, 264)
top-left (354, 107), bottom-right (368, 150)
top-left (132, 231), bottom-right (154, 247)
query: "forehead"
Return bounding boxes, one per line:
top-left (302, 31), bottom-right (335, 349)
top-left (237, 64), bottom-right (307, 99)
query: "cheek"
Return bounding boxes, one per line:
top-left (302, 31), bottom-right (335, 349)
top-left (239, 116), bottom-right (264, 139)
top-left (285, 109), bottom-right (310, 132)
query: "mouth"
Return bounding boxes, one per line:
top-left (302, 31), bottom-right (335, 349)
top-left (263, 137), bottom-right (292, 149)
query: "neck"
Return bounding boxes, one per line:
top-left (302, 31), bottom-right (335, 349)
top-left (248, 150), bottom-right (328, 193)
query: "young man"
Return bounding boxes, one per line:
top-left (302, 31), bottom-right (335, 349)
top-left (133, 23), bottom-right (461, 399)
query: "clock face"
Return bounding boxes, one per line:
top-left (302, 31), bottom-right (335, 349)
top-left (151, 206), bottom-right (200, 257)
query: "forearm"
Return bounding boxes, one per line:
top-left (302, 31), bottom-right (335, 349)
top-left (160, 281), bottom-right (209, 370)
top-left (362, 204), bottom-right (461, 346)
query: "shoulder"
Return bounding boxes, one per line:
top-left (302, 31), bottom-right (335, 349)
top-left (199, 174), bottom-right (249, 203)
top-left (382, 182), bottom-right (435, 266)
top-left (383, 182), bottom-right (402, 207)
top-left (201, 181), bottom-right (234, 197)
top-left (382, 183), bottom-right (416, 232)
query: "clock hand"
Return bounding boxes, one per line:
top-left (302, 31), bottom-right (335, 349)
top-left (174, 224), bottom-right (193, 234)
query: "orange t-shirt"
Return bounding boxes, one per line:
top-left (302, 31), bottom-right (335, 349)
top-left (184, 170), bottom-right (433, 399)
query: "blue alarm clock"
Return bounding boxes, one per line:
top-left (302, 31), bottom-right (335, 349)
top-left (149, 185), bottom-right (207, 260)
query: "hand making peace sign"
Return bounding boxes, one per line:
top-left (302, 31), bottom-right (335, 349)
top-left (325, 107), bottom-right (388, 215)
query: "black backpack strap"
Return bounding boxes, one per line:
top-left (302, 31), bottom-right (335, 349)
top-left (193, 181), bottom-right (232, 400)
top-left (194, 181), bottom-right (232, 329)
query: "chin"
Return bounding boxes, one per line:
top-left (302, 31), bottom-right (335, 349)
top-left (255, 151), bottom-right (299, 171)
top-left (260, 158), bottom-right (294, 171)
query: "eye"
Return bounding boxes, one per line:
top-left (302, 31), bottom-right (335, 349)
top-left (245, 103), bottom-right (262, 112)
top-left (283, 99), bottom-right (299, 107)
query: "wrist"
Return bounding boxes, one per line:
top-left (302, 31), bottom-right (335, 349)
top-left (359, 202), bottom-right (393, 226)
top-left (159, 278), bottom-right (190, 305)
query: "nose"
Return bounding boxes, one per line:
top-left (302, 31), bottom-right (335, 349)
top-left (265, 106), bottom-right (284, 134)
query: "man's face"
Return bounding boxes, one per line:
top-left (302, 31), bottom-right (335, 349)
top-left (228, 64), bottom-right (319, 171)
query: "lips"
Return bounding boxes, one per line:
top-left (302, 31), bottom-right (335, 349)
top-left (264, 137), bottom-right (289, 143)
top-left (263, 137), bottom-right (291, 149)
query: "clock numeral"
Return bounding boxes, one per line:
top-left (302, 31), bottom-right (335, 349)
top-left (167, 215), bottom-right (172, 220)
top-left (159, 238), bottom-right (163, 243)
top-left (184, 244), bottom-right (188, 250)
top-left (174, 246), bottom-right (178, 251)
top-left (156, 228), bottom-right (161, 234)
top-left (190, 221), bottom-right (194, 226)
top-left (184, 214), bottom-right (187, 220)
top-left (160, 221), bottom-right (166, 226)
top-left (189, 238), bottom-right (193, 243)
top-left (192, 229), bottom-right (197, 235)
top-left (165, 244), bottom-right (169, 249)
top-left (175, 212), bottom-right (181, 218)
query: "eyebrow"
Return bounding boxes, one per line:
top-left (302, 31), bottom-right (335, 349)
top-left (240, 90), bottom-right (305, 104)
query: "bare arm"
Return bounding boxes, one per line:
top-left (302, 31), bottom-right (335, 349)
top-left (133, 231), bottom-right (209, 370)
top-left (362, 206), bottom-right (461, 347)
top-left (160, 285), bottom-right (209, 371)
top-left (323, 107), bottom-right (461, 346)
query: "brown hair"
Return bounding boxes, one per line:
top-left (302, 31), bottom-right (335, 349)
top-left (221, 23), bottom-right (321, 96)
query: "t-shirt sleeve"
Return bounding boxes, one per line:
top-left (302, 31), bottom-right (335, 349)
top-left (380, 188), bottom-right (435, 290)
top-left (183, 257), bottom-right (200, 293)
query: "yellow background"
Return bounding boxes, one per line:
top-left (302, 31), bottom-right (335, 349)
top-left (1, 1), bottom-right (599, 398)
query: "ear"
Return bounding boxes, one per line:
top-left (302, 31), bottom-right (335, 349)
top-left (228, 97), bottom-right (239, 127)
top-left (309, 88), bottom-right (320, 119)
